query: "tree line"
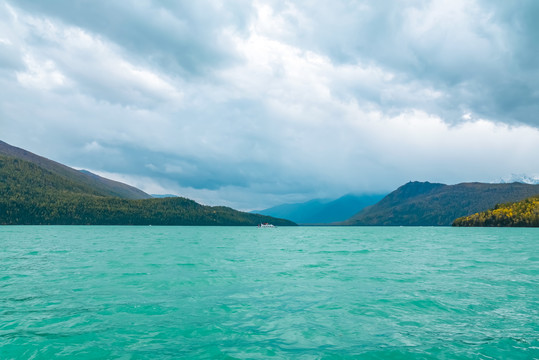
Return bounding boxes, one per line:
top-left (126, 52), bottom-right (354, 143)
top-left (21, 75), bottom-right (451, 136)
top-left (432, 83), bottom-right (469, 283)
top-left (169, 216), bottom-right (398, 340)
top-left (453, 196), bottom-right (539, 227)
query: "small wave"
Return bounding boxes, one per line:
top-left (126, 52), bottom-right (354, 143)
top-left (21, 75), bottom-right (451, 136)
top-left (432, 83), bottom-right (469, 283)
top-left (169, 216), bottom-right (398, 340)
top-left (121, 272), bottom-right (149, 276)
top-left (313, 249), bottom-right (371, 255)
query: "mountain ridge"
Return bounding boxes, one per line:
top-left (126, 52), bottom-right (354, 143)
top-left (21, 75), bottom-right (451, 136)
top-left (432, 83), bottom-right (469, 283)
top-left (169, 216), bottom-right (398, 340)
top-left (254, 193), bottom-right (386, 224)
top-left (0, 140), bottom-right (151, 200)
top-left (344, 181), bottom-right (539, 226)
top-left (0, 141), bottom-right (295, 226)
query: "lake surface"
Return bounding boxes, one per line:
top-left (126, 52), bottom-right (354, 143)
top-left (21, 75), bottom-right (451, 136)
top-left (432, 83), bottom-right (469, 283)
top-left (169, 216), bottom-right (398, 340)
top-left (1, 226), bottom-right (538, 359)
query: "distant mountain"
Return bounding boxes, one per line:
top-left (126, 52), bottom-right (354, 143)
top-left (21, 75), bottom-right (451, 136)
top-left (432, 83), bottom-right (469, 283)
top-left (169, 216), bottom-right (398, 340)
top-left (344, 181), bottom-right (539, 226)
top-left (0, 140), bottom-right (151, 200)
top-left (453, 195), bottom-right (539, 227)
top-left (0, 141), bottom-right (295, 226)
top-left (255, 193), bottom-right (386, 224)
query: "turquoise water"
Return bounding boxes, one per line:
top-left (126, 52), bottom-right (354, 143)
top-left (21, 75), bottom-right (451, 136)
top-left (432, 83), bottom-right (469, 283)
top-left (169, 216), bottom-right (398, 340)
top-left (1, 226), bottom-right (538, 359)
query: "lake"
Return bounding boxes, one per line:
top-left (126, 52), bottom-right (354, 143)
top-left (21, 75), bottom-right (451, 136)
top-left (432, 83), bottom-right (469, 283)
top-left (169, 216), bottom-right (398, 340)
top-left (1, 226), bottom-right (538, 359)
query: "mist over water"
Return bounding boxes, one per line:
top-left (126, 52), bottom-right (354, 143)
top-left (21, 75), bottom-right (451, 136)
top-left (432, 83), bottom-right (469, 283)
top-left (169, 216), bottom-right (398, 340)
top-left (1, 226), bottom-right (538, 359)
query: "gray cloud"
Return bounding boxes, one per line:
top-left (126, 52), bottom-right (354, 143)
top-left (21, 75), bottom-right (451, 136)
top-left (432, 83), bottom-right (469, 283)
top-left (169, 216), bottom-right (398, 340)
top-left (1, 0), bottom-right (539, 210)
top-left (10, 0), bottom-right (254, 77)
top-left (271, 1), bottom-right (539, 126)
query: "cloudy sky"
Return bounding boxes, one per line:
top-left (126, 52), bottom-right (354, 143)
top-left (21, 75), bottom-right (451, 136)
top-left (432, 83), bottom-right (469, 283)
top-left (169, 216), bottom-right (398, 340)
top-left (1, 0), bottom-right (539, 210)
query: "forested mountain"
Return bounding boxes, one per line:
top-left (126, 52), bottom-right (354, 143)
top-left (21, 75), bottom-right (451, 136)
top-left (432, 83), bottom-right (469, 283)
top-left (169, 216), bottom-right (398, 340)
top-left (0, 140), bottom-right (150, 199)
top-left (0, 143), bottom-right (295, 226)
top-left (255, 193), bottom-right (386, 224)
top-left (344, 181), bottom-right (539, 226)
top-left (453, 195), bottom-right (539, 227)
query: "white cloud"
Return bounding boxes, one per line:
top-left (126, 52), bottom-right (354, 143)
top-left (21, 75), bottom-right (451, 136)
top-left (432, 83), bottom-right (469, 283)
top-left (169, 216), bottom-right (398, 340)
top-left (16, 54), bottom-right (68, 90)
top-left (5, 4), bottom-right (183, 105)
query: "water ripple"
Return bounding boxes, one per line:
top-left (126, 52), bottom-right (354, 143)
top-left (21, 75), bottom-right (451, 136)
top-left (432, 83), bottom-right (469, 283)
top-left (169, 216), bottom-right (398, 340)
top-left (0, 226), bottom-right (537, 359)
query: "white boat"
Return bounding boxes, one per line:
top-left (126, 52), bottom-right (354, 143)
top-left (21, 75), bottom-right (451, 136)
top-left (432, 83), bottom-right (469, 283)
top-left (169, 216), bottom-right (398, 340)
top-left (258, 223), bottom-right (275, 228)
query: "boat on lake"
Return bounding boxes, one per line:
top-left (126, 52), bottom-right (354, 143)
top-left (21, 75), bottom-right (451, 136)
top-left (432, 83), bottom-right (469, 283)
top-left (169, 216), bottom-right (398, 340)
top-left (257, 223), bottom-right (275, 228)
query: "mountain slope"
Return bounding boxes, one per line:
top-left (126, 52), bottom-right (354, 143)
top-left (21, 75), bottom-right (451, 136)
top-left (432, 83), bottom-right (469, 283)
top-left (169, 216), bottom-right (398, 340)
top-left (345, 181), bottom-right (539, 226)
top-left (255, 193), bottom-right (386, 224)
top-left (453, 195), bottom-right (539, 227)
top-left (0, 140), bottom-right (150, 199)
top-left (0, 148), bottom-right (295, 226)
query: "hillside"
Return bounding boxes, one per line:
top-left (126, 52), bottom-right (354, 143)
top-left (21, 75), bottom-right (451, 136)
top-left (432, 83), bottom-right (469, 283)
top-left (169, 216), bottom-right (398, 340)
top-left (453, 195), bottom-right (539, 227)
top-left (0, 149), bottom-right (295, 226)
top-left (255, 193), bottom-right (386, 224)
top-left (344, 181), bottom-right (539, 226)
top-left (0, 140), bottom-right (151, 200)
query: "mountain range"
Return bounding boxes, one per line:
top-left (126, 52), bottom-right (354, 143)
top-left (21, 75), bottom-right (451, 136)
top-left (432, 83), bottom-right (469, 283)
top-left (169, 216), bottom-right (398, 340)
top-left (344, 181), bottom-right (539, 226)
top-left (0, 140), bottom-right (295, 226)
top-left (254, 193), bottom-right (386, 224)
top-left (2, 140), bottom-right (538, 227)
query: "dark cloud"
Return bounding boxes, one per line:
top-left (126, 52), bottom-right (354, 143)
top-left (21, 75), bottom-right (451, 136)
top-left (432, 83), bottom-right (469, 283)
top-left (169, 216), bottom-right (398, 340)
top-left (270, 1), bottom-right (539, 126)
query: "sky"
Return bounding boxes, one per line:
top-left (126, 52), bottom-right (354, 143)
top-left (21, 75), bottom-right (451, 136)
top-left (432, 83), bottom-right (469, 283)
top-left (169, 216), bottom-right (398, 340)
top-left (1, 0), bottom-right (539, 210)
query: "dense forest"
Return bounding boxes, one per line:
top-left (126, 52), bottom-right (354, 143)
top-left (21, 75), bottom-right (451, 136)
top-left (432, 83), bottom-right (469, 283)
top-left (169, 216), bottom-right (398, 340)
top-left (0, 154), bottom-right (295, 226)
top-left (453, 196), bottom-right (539, 227)
top-left (0, 140), bottom-right (150, 199)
